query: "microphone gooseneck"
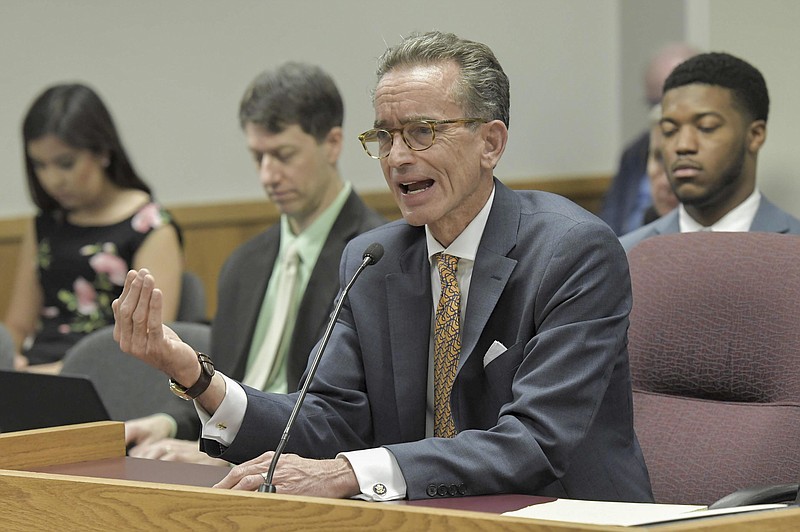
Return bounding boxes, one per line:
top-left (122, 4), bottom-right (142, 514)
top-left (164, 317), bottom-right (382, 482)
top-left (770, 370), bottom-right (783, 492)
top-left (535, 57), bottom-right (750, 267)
top-left (258, 243), bottom-right (384, 493)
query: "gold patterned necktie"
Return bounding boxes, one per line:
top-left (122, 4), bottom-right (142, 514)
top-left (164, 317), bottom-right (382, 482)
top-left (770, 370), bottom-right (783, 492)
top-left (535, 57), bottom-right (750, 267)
top-left (434, 253), bottom-right (461, 438)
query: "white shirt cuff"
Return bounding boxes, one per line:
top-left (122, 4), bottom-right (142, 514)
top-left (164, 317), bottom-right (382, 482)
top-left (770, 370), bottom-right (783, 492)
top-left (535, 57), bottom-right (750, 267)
top-left (338, 447), bottom-right (407, 501)
top-left (196, 373), bottom-right (247, 447)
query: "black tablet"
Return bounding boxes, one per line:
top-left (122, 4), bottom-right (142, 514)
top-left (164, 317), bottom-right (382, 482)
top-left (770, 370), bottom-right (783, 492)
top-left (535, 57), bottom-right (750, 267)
top-left (0, 370), bottom-right (110, 433)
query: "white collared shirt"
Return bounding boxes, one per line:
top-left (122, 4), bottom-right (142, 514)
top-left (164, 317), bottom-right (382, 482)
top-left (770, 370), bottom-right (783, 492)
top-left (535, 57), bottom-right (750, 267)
top-left (678, 189), bottom-right (761, 232)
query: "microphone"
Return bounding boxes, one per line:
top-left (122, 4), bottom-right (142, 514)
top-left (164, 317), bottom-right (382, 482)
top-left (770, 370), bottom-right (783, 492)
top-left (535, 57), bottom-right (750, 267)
top-left (259, 242), bottom-right (384, 493)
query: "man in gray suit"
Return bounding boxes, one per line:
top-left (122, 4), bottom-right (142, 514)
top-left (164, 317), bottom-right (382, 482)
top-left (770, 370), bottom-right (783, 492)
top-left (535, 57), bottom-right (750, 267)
top-left (621, 52), bottom-right (800, 252)
top-left (124, 63), bottom-right (384, 460)
top-left (113, 32), bottom-right (652, 502)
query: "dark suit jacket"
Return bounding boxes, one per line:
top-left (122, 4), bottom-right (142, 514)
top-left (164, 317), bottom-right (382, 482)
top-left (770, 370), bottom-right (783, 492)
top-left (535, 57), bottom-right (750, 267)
top-left (205, 180), bottom-right (653, 502)
top-left (600, 130), bottom-right (650, 236)
top-left (620, 195), bottom-right (800, 252)
top-left (173, 190), bottom-right (384, 439)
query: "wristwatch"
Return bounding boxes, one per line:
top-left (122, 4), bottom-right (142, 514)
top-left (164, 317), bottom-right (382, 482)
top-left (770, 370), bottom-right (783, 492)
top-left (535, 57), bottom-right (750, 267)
top-left (169, 351), bottom-right (215, 400)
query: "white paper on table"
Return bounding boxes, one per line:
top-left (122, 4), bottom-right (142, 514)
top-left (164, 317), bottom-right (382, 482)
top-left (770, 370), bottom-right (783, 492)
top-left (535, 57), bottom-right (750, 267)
top-left (502, 498), bottom-right (788, 527)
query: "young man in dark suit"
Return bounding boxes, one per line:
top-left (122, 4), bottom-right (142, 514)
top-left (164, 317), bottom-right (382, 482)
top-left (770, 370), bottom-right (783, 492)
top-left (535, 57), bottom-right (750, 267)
top-left (621, 52), bottom-right (800, 252)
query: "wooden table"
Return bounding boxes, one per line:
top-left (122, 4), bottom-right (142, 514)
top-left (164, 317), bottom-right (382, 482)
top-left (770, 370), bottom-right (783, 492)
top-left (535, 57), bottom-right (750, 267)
top-left (1, 422), bottom-right (798, 531)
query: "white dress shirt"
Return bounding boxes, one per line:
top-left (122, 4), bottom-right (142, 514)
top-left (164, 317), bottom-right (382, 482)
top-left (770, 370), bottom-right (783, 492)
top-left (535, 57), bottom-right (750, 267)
top-left (678, 189), bottom-right (761, 232)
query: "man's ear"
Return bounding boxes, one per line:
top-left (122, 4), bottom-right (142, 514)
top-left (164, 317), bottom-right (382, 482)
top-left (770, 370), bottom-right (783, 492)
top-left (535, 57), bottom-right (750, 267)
top-left (323, 126), bottom-right (344, 164)
top-left (747, 120), bottom-right (767, 154)
top-left (480, 120), bottom-right (508, 171)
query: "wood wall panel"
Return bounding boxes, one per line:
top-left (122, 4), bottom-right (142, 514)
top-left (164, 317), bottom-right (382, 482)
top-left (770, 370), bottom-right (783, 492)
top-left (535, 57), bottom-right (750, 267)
top-left (0, 175), bottom-right (610, 320)
top-left (0, 217), bottom-right (29, 325)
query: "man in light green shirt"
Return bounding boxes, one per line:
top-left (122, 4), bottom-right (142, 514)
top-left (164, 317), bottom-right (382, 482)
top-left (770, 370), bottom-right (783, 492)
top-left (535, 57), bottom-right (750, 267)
top-left (243, 180), bottom-right (357, 394)
top-left (124, 63), bottom-right (385, 462)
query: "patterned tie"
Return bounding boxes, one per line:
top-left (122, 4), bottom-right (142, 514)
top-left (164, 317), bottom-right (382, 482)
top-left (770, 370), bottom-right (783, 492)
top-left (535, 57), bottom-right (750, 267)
top-left (243, 246), bottom-right (300, 390)
top-left (434, 253), bottom-right (461, 438)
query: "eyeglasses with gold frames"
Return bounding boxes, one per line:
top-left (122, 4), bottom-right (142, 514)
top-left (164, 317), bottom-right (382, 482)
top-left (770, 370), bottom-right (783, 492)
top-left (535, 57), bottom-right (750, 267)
top-left (358, 118), bottom-right (487, 159)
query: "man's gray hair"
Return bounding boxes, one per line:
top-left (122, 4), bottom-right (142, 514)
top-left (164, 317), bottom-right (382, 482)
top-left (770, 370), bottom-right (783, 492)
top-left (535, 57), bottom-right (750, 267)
top-left (375, 31), bottom-right (510, 127)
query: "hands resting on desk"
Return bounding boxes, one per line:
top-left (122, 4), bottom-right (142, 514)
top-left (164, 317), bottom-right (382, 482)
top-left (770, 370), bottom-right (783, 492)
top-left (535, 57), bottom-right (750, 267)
top-left (132, 438), bottom-right (228, 466)
top-left (129, 434), bottom-right (359, 497)
top-left (217, 452), bottom-right (359, 498)
top-left (125, 415), bottom-right (228, 466)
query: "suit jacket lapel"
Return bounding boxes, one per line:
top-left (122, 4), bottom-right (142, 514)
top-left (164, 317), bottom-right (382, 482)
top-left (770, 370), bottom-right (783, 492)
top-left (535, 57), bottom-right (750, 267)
top-left (750, 196), bottom-right (792, 233)
top-left (387, 235), bottom-right (431, 442)
top-left (301, 191), bottom-right (365, 314)
top-left (651, 209), bottom-right (680, 235)
top-left (460, 181), bottom-right (518, 371)
top-left (291, 192), bottom-right (366, 384)
top-left (233, 230), bottom-right (280, 379)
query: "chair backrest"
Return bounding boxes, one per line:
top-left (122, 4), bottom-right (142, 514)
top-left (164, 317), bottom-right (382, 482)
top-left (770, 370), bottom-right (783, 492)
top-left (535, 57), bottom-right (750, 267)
top-left (0, 324), bottom-right (15, 370)
top-left (627, 232), bottom-right (800, 505)
top-left (60, 322), bottom-right (211, 422)
top-left (177, 271), bottom-right (208, 323)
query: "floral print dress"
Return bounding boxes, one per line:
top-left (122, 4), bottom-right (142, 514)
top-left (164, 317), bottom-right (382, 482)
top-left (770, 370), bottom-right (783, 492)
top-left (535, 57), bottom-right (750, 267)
top-left (23, 202), bottom-right (179, 365)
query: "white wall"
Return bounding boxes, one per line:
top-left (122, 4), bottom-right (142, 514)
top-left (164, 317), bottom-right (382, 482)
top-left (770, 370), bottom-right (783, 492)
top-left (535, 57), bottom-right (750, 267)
top-left (0, 0), bottom-right (621, 218)
top-left (619, 0), bottom-right (690, 143)
top-left (708, 0), bottom-right (800, 217)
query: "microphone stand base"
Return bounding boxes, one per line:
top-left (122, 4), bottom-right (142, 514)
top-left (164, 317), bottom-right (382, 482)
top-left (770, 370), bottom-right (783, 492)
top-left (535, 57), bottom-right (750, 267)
top-left (258, 483), bottom-right (277, 493)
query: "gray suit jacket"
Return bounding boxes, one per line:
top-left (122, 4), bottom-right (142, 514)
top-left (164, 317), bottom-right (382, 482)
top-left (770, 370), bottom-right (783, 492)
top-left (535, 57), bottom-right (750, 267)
top-left (620, 196), bottom-right (800, 252)
top-left (203, 180), bottom-right (653, 502)
top-left (173, 190), bottom-right (384, 439)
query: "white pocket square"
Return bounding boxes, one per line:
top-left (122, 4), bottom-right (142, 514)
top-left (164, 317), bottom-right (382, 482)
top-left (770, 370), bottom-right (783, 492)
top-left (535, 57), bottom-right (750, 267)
top-left (483, 340), bottom-right (507, 368)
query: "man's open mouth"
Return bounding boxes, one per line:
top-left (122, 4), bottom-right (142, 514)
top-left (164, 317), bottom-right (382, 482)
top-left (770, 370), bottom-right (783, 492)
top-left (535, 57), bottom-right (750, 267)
top-left (401, 180), bottom-right (434, 195)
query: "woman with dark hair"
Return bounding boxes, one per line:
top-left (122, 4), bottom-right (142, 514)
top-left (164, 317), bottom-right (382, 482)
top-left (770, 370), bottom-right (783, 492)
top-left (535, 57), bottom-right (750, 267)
top-left (4, 83), bottom-right (183, 372)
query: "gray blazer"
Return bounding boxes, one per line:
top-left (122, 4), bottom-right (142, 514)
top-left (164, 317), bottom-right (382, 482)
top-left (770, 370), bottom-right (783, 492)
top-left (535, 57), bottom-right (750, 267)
top-left (173, 190), bottom-right (384, 440)
top-left (203, 180), bottom-right (653, 502)
top-left (620, 196), bottom-right (800, 252)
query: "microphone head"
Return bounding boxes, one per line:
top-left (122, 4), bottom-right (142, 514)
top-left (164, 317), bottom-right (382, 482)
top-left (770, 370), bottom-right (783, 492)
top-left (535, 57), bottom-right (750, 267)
top-left (363, 243), bottom-right (384, 265)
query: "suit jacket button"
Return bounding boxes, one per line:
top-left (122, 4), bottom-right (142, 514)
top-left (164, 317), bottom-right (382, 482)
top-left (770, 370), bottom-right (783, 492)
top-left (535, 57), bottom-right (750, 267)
top-left (448, 484), bottom-right (459, 496)
top-left (426, 484), bottom-right (437, 497)
top-left (437, 484), bottom-right (449, 497)
top-left (458, 483), bottom-right (468, 496)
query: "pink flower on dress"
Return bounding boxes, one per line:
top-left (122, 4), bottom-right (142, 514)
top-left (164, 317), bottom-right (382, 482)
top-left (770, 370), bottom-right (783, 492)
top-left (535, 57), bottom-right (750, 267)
top-left (89, 246), bottom-right (128, 286)
top-left (74, 277), bottom-right (99, 315)
top-left (58, 324), bottom-right (71, 334)
top-left (131, 203), bottom-right (164, 233)
top-left (42, 306), bottom-right (60, 318)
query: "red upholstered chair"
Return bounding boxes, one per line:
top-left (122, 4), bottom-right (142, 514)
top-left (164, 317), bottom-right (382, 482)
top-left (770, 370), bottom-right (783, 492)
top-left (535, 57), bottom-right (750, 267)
top-left (626, 232), bottom-right (800, 506)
